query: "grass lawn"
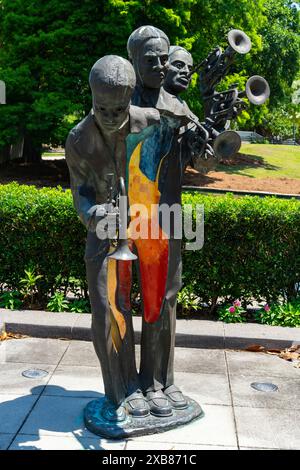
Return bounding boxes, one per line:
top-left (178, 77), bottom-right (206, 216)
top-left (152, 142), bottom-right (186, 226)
top-left (42, 152), bottom-right (65, 157)
top-left (218, 144), bottom-right (300, 179)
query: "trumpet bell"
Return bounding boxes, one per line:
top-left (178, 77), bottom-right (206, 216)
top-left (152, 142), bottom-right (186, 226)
top-left (107, 239), bottom-right (137, 261)
top-left (246, 75), bottom-right (270, 105)
top-left (213, 130), bottom-right (241, 159)
top-left (228, 29), bottom-right (252, 54)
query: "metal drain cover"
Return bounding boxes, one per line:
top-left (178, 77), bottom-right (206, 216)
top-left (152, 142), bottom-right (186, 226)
top-left (251, 382), bottom-right (278, 392)
top-left (22, 369), bottom-right (48, 379)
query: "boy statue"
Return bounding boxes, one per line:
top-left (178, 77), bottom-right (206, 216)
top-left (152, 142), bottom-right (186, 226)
top-left (66, 55), bottom-right (158, 422)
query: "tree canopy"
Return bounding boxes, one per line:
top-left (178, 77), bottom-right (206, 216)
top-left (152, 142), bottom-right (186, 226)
top-left (0, 0), bottom-right (299, 160)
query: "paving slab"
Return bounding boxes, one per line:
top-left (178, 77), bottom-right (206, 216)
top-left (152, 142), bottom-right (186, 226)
top-left (19, 395), bottom-right (102, 438)
top-left (175, 371), bottom-right (231, 406)
top-left (3, 309), bottom-right (300, 350)
top-left (230, 375), bottom-right (300, 410)
top-left (134, 345), bottom-right (141, 368)
top-left (2, 310), bottom-right (79, 339)
top-left (133, 405), bottom-right (237, 447)
top-left (0, 362), bottom-right (55, 395)
top-left (126, 440), bottom-right (237, 450)
top-left (0, 343), bottom-right (5, 363)
top-left (235, 406), bottom-right (300, 450)
top-left (172, 444), bottom-right (238, 450)
top-left (226, 350), bottom-right (300, 379)
top-left (2, 313), bottom-right (225, 348)
top-left (224, 322), bottom-right (300, 349)
top-left (2, 338), bottom-right (300, 450)
top-left (44, 365), bottom-right (103, 398)
top-left (0, 338), bottom-right (70, 365)
top-left (174, 348), bottom-right (227, 375)
top-left (239, 447), bottom-right (274, 450)
top-left (173, 320), bottom-right (224, 348)
top-left (59, 340), bottom-right (99, 367)
top-left (72, 314), bottom-right (92, 341)
top-left (0, 434), bottom-right (14, 450)
top-left (126, 440), bottom-right (176, 450)
top-left (0, 394), bottom-right (38, 434)
top-left (9, 434), bottom-right (126, 450)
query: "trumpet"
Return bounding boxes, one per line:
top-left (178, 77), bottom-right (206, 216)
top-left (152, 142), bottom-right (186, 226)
top-left (212, 130), bottom-right (241, 160)
top-left (189, 29), bottom-right (252, 92)
top-left (106, 174), bottom-right (137, 262)
top-left (244, 75), bottom-right (270, 105)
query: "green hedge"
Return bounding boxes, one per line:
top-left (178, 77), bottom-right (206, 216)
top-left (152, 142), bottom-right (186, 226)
top-left (182, 192), bottom-right (300, 309)
top-left (1, 183), bottom-right (300, 309)
top-left (0, 183), bottom-right (87, 301)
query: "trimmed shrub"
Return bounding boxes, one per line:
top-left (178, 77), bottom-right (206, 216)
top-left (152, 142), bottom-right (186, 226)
top-left (0, 183), bottom-right (87, 303)
top-left (182, 192), bottom-right (300, 309)
top-left (1, 183), bottom-right (300, 310)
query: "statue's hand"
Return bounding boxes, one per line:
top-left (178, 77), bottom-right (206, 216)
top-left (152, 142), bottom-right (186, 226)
top-left (191, 133), bottom-right (207, 156)
top-left (88, 203), bottom-right (119, 218)
top-left (185, 123), bottom-right (209, 158)
top-left (88, 203), bottom-right (120, 236)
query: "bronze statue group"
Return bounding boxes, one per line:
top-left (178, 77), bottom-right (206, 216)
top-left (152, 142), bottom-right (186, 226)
top-left (65, 25), bottom-right (269, 437)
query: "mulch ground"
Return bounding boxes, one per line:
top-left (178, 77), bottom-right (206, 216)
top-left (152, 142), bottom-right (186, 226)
top-left (182, 152), bottom-right (300, 194)
top-left (0, 159), bottom-right (70, 188)
top-left (1, 156), bottom-right (300, 194)
top-left (183, 167), bottom-right (300, 194)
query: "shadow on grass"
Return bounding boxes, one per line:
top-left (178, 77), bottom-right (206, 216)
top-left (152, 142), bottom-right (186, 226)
top-left (217, 153), bottom-right (280, 176)
top-left (183, 152), bottom-right (281, 186)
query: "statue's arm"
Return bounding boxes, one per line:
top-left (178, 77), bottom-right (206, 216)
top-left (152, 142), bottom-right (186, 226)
top-left (65, 131), bottom-right (101, 232)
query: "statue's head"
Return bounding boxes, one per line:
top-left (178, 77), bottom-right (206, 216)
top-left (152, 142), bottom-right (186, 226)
top-left (89, 55), bottom-right (136, 133)
top-left (164, 46), bottom-right (193, 96)
top-left (127, 25), bottom-right (170, 89)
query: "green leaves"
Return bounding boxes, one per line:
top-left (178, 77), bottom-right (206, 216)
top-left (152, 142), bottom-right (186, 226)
top-left (255, 301), bottom-right (300, 327)
top-left (217, 303), bottom-right (247, 323)
top-left (0, 290), bottom-right (22, 310)
top-left (47, 292), bottom-right (69, 312)
top-left (0, 0), bottom-right (299, 155)
top-left (20, 267), bottom-right (43, 293)
top-left (69, 298), bottom-right (91, 313)
top-left (1, 183), bottom-right (300, 315)
top-left (181, 191), bottom-right (300, 310)
top-left (0, 183), bottom-right (86, 304)
top-left (177, 285), bottom-right (200, 315)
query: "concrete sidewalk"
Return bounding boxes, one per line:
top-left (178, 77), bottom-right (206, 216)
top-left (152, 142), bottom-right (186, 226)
top-left (1, 309), bottom-right (300, 350)
top-left (0, 336), bottom-right (300, 450)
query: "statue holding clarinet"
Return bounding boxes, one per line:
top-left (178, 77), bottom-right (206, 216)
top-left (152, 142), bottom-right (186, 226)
top-left (65, 25), bottom-right (269, 438)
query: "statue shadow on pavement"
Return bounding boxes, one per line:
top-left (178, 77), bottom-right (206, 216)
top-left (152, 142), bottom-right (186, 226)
top-left (1, 385), bottom-right (110, 450)
top-left (1, 385), bottom-right (204, 447)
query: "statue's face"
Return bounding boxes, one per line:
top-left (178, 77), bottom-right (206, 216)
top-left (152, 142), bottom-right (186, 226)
top-left (135, 38), bottom-right (169, 89)
top-left (92, 87), bottom-right (131, 133)
top-left (164, 50), bottom-right (193, 95)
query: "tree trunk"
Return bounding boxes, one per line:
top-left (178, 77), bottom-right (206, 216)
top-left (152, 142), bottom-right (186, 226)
top-left (0, 145), bottom-right (11, 165)
top-left (23, 137), bottom-right (42, 164)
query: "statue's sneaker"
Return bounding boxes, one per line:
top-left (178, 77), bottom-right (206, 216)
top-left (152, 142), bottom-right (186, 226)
top-left (101, 400), bottom-right (127, 422)
top-left (146, 390), bottom-right (173, 417)
top-left (163, 384), bottom-right (189, 410)
top-left (125, 391), bottom-right (150, 418)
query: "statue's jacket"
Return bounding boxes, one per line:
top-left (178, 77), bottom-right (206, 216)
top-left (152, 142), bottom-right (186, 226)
top-left (66, 106), bottom-right (158, 228)
top-left (65, 105), bottom-right (180, 327)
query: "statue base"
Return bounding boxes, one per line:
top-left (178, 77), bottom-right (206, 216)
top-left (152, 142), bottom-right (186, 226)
top-left (84, 397), bottom-right (204, 440)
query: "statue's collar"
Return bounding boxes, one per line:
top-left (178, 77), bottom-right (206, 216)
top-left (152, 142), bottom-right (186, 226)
top-left (91, 106), bottom-right (160, 136)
